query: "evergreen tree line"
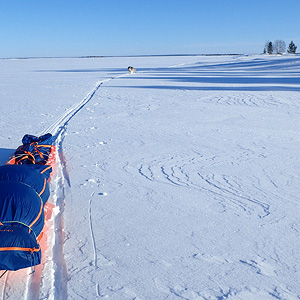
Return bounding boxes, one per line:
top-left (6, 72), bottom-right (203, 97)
top-left (264, 40), bottom-right (297, 54)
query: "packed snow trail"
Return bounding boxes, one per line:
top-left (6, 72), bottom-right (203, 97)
top-left (0, 71), bottom-right (129, 300)
top-left (38, 73), bottom-right (130, 299)
top-left (40, 72), bottom-right (131, 138)
top-left (41, 80), bottom-right (105, 137)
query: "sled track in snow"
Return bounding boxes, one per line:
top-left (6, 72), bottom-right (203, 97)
top-left (0, 73), bottom-right (128, 300)
top-left (38, 74), bottom-right (128, 299)
top-left (42, 80), bottom-right (106, 137)
top-left (41, 73), bottom-right (130, 138)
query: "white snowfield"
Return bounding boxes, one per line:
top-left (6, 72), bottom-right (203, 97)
top-left (0, 54), bottom-right (300, 299)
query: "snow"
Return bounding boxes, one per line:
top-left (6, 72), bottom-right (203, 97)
top-left (1, 54), bottom-right (300, 299)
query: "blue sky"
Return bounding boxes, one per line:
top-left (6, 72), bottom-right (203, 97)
top-left (1, 0), bottom-right (300, 58)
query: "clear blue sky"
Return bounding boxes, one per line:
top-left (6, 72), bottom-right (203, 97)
top-left (1, 0), bottom-right (300, 58)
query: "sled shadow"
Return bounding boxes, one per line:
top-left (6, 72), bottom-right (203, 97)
top-left (0, 148), bottom-right (14, 165)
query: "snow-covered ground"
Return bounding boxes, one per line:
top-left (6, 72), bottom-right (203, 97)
top-left (0, 54), bottom-right (300, 299)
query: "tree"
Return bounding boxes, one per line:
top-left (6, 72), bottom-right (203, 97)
top-left (287, 40), bottom-right (297, 54)
top-left (266, 41), bottom-right (273, 54)
top-left (273, 40), bottom-right (286, 54)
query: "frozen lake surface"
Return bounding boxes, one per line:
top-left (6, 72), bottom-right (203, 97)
top-left (0, 54), bottom-right (300, 299)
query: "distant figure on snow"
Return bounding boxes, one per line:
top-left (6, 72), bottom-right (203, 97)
top-left (128, 66), bottom-right (136, 74)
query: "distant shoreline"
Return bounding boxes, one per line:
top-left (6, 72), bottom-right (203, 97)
top-left (0, 53), bottom-right (245, 60)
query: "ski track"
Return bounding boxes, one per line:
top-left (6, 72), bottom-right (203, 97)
top-left (1, 271), bottom-right (8, 300)
top-left (42, 74), bottom-right (128, 299)
top-left (88, 191), bottom-right (98, 269)
top-left (88, 191), bottom-right (101, 297)
top-left (1, 72), bottom-right (129, 300)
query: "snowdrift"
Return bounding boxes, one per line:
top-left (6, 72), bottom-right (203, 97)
top-left (0, 134), bottom-right (55, 271)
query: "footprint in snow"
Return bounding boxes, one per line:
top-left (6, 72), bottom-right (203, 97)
top-left (98, 192), bottom-right (108, 196)
top-left (240, 257), bottom-right (276, 276)
top-left (193, 253), bottom-right (232, 264)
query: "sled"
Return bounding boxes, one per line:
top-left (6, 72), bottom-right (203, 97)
top-left (0, 134), bottom-right (55, 272)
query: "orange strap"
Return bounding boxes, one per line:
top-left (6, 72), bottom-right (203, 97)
top-left (16, 152), bottom-right (35, 164)
top-left (29, 198), bottom-right (44, 229)
top-left (36, 144), bottom-right (52, 148)
top-left (39, 178), bottom-right (47, 196)
top-left (35, 148), bottom-right (44, 159)
top-left (0, 246), bottom-right (40, 252)
top-left (41, 165), bottom-right (52, 174)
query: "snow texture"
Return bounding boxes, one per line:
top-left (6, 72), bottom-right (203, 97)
top-left (0, 54), bottom-right (300, 299)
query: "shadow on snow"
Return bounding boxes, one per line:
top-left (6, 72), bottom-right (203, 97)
top-left (111, 85), bottom-right (300, 92)
top-left (35, 56), bottom-right (300, 92)
top-left (121, 56), bottom-right (300, 92)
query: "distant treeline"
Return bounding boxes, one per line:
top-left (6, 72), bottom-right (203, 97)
top-left (264, 40), bottom-right (297, 54)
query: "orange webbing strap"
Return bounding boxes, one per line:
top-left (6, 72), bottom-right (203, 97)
top-left (0, 245), bottom-right (40, 253)
top-left (35, 147), bottom-right (44, 159)
top-left (29, 198), bottom-right (44, 230)
top-left (36, 145), bottom-right (52, 158)
top-left (15, 151), bottom-right (35, 164)
top-left (36, 145), bottom-right (52, 148)
top-left (41, 165), bottom-right (52, 175)
top-left (39, 178), bottom-right (47, 196)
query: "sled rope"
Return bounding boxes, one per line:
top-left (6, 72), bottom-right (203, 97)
top-left (0, 270), bottom-right (7, 279)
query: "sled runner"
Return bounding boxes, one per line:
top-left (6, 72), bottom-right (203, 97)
top-left (0, 133), bottom-right (55, 272)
